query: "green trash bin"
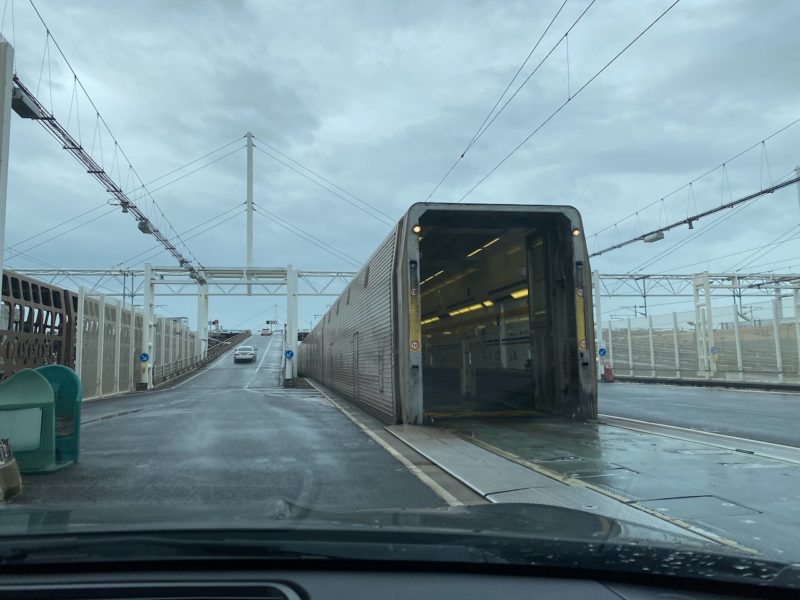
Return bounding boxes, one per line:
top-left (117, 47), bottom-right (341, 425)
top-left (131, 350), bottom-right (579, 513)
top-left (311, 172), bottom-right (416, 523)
top-left (0, 366), bottom-right (81, 474)
top-left (36, 365), bottom-right (82, 465)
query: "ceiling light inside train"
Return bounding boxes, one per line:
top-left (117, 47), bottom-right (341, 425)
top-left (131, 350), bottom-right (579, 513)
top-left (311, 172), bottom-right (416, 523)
top-left (466, 247), bottom-right (483, 257)
top-left (412, 224), bottom-right (422, 234)
top-left (483, 237), bottom-right (501, 248)
top-left (510, 288), bottom-right (529, 299)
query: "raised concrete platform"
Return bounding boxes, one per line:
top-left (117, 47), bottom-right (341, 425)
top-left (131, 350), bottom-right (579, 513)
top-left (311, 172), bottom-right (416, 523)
top-left (387, 416), bottom-right (800, 562)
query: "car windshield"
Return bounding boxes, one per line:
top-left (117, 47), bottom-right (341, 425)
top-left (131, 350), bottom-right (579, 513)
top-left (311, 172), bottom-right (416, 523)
top-left (1, 0), bottom-right (800, 591)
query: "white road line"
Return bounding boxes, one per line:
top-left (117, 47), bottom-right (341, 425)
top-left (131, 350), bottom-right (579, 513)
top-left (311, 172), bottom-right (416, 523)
top-left (306, 379), bottom-right (463, 507)
top-left (161, 335), bottom-right (254, 391)
top-left (599, 413), bottom-right (799, 450)
top-left (245, 336), bottom-right (274, 389)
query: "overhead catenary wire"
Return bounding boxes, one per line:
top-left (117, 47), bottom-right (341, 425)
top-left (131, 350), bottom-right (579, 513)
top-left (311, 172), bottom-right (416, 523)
top-left (7, 201), bottom-right (108, 249)
top-left (129, 206), bottom-right (246, 267)
top-left (657, 232), bottom-right (800, 273)
top-left (456, 0), bottom-right (681, 204)
top-left (129, 136), bottom-right (246, 192)
top-left (25, 0), bottom-right (205, 273)
top-left (117, 204), bottom-right (246, 267)
top-left (628, 200), bottom-right (756, 273)
top-left (425, 0), bottom-right (572, 201)
top-left (252, 144), bottom-right (395, 227)
top-left (142, 144), bottom-right (246, 197)
top-left (591, 118), bottom-right (800, 243)
top-left (727, 223), bottom-right (800, 272)
top-left (6, 207), bottom-right (118, 260)
top-left (253, 136), bottom-right (394, 221)
top-left (253, 207), bottom-right (361, 268)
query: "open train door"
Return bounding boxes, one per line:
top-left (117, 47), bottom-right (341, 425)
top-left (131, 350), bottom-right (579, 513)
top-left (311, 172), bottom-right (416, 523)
top-left (526, 227), bottom-right (581, 417)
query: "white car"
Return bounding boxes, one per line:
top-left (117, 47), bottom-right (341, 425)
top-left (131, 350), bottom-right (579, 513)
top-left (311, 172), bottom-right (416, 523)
top-left (233, 345), bottom-right (257, 363)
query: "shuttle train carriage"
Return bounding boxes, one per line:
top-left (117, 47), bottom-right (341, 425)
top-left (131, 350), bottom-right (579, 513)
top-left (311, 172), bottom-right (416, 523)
top-left (298, 203), bottom-right (597, 425)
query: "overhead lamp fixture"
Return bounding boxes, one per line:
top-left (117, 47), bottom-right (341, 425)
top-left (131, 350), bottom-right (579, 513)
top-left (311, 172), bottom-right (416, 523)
top-left (421, 316), bottom-right (440, 325)
top-left (510, 288), bottom-right (529, 299)
top-left (412, 224), bottom-right (422, 234)
top-left (643, 231), bottom-right (665, 243)
top-left (571, 228), bottom-right (582, 237)
top-left (421, 270), bottom-right (444, 285)
top-left (482, 300), bottom-right (494, 307)
top-left (483, 237), bottom-right (501, 248)
top-left (466, 247), bottom-right (483, 258)
top-left (137, 220), bottom-right (153, 234)
top-left (448, 303), bottom-right (484, 317)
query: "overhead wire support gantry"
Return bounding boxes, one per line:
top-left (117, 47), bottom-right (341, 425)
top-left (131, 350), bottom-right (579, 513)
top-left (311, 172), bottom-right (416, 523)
top-left (10, 74), bottom-right (207, 284)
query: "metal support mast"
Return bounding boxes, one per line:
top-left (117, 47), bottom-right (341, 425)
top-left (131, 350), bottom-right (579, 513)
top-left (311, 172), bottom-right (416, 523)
top-left (246, 131), bottom-right (254, 295)
top-left (140, 263), bottom-right (156, 389)
top-left (197, 282), bottom-right (209, 358)
top-left (0, 40), bottom-right (13, 288)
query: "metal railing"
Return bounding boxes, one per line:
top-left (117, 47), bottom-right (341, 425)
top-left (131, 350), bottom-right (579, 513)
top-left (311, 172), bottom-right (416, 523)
top-left (152, 331), bottom-right (251, 385)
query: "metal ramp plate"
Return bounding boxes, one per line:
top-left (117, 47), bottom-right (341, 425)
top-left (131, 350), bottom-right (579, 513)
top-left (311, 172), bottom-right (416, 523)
top-left (386, 425), bottom-right (705, 540)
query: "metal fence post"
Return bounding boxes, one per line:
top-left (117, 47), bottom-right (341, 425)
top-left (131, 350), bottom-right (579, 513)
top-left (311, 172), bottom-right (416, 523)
top-left (626, 318), bottom-right (633, 376)
top-left (794, 289), bottom-right (800, 378)
top-left (648, 314), bottom-right (655, 377)
top-left (113, 298), bottom-right (122, 394)
top-left (95, 295), bottom-right (105, 397)
top-left (732, 297), bottom-right (743, 381)
top-left (140, 263), bottom-right (155, 389)
top-left (606, 324), bottom-right (613, 368)
top-left (773, 297), bottom-right (784, 383)
top-left (75, 286), bottom-right (86, 382)
top-left (672, 312), bottom-right (680, 378)
top-left (128, 304), bottom-right (135, 393)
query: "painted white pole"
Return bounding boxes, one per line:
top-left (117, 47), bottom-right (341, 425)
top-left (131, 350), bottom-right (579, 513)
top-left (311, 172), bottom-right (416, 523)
top-left (648, 314), bottom-right (655, 377)
top-left (672, 312), bottom-right (680, 378)
top-left (773, 296), bottom-right (784, 383)
top-left (197, 282), bottom-right (209, 358)
top-left (113, 298), bottom-right (122, 394)
top-left (246, 131), bottom-right (254, 296)
top-left (95, 295), bottom-right (105, 397)
top-left (140, 263), bottom-right (155, 389)
top-left (626, 318), bottom-right (633, 376)
top-left (286, 265), bottom-right (299, 379)
top-left (732, 297), bottom-right (743, 381)
top-left (75, 286), bottom-right (86, 382)
top-left (0, 40), bottom-right (13, 290)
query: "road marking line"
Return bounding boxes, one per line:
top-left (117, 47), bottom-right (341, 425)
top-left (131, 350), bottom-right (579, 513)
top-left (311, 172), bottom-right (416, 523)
top-left (153, 335), bottom-right (254, 391)
top-left (599, 414), bottom-right (800, 451)
top-left (306, 379), bottom-right (462, 507)
top-left (456, 432), bottom-right (756, 554)
top-left (245, 336), bottom-right (274, 390)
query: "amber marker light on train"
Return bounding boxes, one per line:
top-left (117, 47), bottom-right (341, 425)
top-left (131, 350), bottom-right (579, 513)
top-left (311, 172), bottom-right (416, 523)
top-left (510, 288), bottom-right (529, 299)
top-left (571, 227), bottom-right (582, 237)
top-left (412, 224), bottom-right (422, 234)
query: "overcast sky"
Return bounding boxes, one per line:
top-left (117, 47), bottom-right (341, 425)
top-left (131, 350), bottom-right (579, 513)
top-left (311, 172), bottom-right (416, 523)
top-left (2, 0), bottom-right (799, 329)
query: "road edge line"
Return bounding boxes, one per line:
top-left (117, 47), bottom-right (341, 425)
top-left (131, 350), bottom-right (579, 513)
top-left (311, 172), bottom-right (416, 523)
top-left (453, 431), bottom-right (756, 554)
top-left (305, 379), bottom-right (462, 507)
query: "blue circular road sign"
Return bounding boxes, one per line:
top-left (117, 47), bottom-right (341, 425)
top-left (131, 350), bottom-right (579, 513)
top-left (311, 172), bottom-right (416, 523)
top-left (285, 350), bottom-right (294, 359)
top-left (139, 352), bottom-right (150, 362)
top-left (598, 348), bottom-right (607, 357)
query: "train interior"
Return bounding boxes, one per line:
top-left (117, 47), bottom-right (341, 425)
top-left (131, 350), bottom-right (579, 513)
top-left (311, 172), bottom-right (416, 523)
top-left (418, 209), bottom-right (582, 421)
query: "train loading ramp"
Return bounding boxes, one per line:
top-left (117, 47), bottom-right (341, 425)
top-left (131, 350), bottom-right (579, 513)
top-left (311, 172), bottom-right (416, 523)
top-left (386, 415), bottom-right (800, 562)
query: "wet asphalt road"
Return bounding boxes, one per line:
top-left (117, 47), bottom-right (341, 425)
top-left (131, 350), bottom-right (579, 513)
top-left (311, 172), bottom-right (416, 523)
top-left (13, 333), bottom-right (444, 510)
top-left (599, 382), bottom-right (800, 447)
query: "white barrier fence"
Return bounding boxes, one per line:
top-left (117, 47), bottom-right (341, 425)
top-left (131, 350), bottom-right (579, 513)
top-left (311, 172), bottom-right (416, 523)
top-left (75, 289), bottom-right (200, 400)
top-left (604, 295), bottom-right (800, 385)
